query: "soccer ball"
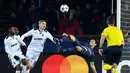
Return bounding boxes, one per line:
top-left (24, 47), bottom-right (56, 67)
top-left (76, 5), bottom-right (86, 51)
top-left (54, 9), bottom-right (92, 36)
top-left (60, 4), bottom-right (69, 13)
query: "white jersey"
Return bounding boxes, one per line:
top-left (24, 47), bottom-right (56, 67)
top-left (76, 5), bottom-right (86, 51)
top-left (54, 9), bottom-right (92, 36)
top-left (4, 35), bottom-right (26, 57)
top-left (21, 29), bottom-right (55, 52)
top-left (15, 35), bottom-right (21, 46)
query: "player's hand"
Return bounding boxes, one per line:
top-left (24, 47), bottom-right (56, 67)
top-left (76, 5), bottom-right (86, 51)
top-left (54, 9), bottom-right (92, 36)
top-left (122, 42), bottom-right (125, 46)
top-left (14, 56), bottom-right (20, 60)
top-left (127, 38), bottom-right (130, 42)
top-left (54, 38), bottom-right (60, 45)
top-left (125, 31), bottom-right (129, 36)
top-left (26, 60), bottom-right (32, 70)
top-left (98, 48), bottom-right (103, 56)
top-left (57, 46), bottom-right (63, 53)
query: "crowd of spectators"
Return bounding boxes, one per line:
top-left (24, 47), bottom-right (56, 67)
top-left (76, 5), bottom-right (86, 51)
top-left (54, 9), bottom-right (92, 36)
top-left (2, 0), bottom-right (113, 35)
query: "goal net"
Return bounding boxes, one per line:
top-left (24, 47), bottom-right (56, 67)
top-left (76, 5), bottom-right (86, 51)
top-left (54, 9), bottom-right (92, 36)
top-left (117, 0), bottom-right (130, 73)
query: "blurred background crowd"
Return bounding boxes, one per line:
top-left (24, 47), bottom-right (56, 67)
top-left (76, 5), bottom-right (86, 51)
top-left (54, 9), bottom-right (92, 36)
top-left (0, 0), bottom-right (116, 36)
top-left (0, 0), bottom-right (116, 53)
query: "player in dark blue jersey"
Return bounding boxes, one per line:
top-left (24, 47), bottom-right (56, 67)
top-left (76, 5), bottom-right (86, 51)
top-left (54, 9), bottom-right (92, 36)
top-left (55, 33), bottom-right (97, 73)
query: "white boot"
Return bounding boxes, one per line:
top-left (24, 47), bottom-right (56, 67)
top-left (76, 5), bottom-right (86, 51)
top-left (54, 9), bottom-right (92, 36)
top-left (21, 65), bottom-right (27, 73)
top-left (26, 70), bottom-right (30, 73)
top-left (15, 70), bottom-right (20, 73)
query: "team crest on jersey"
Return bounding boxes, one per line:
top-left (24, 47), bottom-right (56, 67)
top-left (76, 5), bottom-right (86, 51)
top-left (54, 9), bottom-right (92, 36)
top-left (42, 34), bottom-right (44, 36)
top-left (44, 30), bottom-right (48, 32)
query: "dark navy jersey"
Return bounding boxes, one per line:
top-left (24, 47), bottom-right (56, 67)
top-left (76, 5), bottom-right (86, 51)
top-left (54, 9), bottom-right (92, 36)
top-left (81, 43), bottom-right (95, 57)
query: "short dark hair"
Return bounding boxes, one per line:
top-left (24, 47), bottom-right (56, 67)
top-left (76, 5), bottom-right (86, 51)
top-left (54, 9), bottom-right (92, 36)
top-left (106, 15), bottom-right (115, 25)
top-left (8, 24), bottom-right (16, 28)
top-left (7, 24), bottom-right (16, 31)
top-left (7, 24), bottom-right (16, 34)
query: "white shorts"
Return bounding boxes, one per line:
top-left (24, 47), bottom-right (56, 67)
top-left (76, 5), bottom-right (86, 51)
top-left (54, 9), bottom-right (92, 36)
top-left (26, 49), bottom-right (41, 67)
top-left (8, 51), bottom-right (25, 68)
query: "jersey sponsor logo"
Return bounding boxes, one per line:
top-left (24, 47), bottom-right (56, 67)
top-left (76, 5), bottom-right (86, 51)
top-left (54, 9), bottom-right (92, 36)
top-left (42, 34), bottom-right (44, 36)
top-left (34, 38), bottom-right (43, 40)
top-left (11, 43), bottom-right (18, 47)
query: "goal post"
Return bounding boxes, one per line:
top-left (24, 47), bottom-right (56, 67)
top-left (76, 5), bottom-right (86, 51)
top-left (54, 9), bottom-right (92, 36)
top-left (116, 0), bottom-right (121, 29)
top-left (117, 0), bottom-right (130, 73)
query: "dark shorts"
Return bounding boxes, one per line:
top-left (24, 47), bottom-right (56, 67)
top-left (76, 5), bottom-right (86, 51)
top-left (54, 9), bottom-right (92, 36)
top-left (104, 45), bottom-right (122, 65)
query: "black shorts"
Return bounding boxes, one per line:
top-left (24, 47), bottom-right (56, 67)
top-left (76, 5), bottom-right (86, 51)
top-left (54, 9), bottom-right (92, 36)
top-left (104, 45), bottom-right (122, 65)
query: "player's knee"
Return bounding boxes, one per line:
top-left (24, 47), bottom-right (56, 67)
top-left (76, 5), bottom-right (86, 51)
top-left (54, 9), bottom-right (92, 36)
top-left (15, 64), bottom-right (21, 71)
top-left (22, 59), bottom-right (27, 65)
top-left (103, 64), bottom-right (112, 70)
top-left (69, 35), bottom-right (75, 42)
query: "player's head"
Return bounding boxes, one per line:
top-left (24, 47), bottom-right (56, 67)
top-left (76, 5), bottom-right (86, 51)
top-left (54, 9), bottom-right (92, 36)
top-left (89, 39), bottom-right (97, 47)
top-left (15, 27), bottom-right (19, 35)
top-left (106, 15), bottom-right (115, 26)
top-left (8, 24), bottom-right (16, 35)
top-left (38, 20), bottom-right (47, 30)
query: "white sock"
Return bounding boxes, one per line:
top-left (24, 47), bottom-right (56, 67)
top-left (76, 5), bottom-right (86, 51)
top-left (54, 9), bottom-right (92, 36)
top-left (15, 70), bottom-right (20, 73)
top-left (21, 65), bottom-right (27, 73)
top-left (26, 70), bottom-right (30, 73)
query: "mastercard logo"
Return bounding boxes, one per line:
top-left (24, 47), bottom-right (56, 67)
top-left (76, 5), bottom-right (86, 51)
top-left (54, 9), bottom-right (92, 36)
top-left (42, 55), bottom-right (89, 73)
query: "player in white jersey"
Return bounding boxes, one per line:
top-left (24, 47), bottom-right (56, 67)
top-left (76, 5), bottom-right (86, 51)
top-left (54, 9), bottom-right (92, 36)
top-left (15, 27), bottom-right (21, 46)
top-left (4, 25), bottom-right (29, 73)
top-left (15, 26), bottom-right (30, 73)
top-left (21, 20), bottom-right (59, 73)
top-left (15, 27), bottom-right (20, 38)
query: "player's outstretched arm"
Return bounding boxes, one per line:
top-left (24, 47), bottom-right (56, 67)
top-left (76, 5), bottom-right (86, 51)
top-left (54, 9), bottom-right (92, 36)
top-left (16, 35), bottom-right (26, 46)
top-left (126, 31), bottom-right (130, 42)
top-left (21, 29), bottom-right (34, 40)
top-left (125, 31), bottom-right (129, 36)
top-left (99, 35), bottom-right (105, 56)
top-left (90, 62), bottom-right (97, 73)
top-left (46, 31), bottom-right (56, 43)
top-left (46, 31), bottom-right (63, 52)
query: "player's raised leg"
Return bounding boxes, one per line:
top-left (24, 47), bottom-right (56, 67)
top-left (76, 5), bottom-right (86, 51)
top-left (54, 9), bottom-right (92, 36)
top-left (58, 34), bottom-right (92, 56)
top-left (24, 49), bottom-right (41, 73)
top-left (15, 64), bottom-right (21, 73)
